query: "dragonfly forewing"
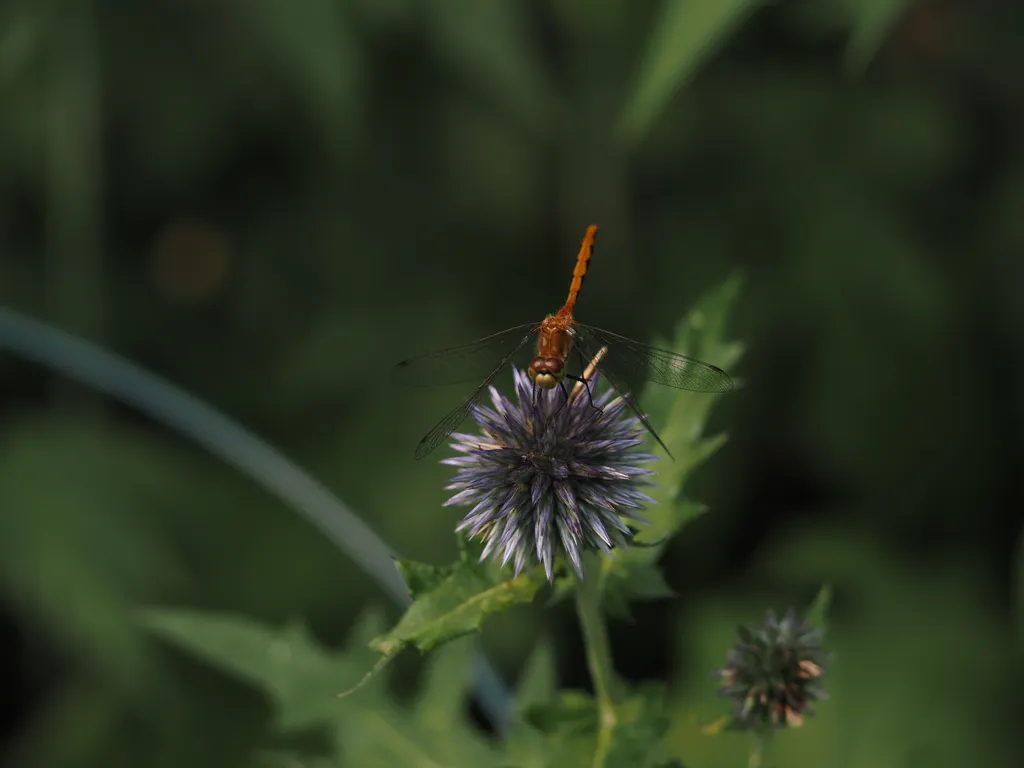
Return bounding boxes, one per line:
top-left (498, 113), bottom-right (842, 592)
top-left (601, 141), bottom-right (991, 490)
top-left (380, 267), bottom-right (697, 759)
top-left (571, 329), bottom-right (675, 459)
top-left (393, 323), bottom-right (538, 388)
top-left (401, 328), bottom-right (536, 459)
top-left (574, 324), bottom-right (733, 393)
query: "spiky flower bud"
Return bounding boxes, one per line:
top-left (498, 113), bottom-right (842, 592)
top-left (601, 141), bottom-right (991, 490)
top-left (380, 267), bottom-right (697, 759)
top-left (442, 367), bottom-right (656, 582)
top-left (716, 608), bottom-right (829, 730)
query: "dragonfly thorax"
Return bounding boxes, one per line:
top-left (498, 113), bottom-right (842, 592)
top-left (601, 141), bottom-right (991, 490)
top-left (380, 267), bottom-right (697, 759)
top-left (529, 318), bottom-right (575, 390)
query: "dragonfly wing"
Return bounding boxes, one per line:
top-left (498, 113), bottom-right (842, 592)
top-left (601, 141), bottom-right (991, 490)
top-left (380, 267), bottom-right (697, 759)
top-left (393, 323), bottom-right (538, 387)
top-left (572, 330), bottom-right (675, 459)
top-left (574, 324), bottom-right (733, 393)
top-left (412, 331), bottom-right (534, 459)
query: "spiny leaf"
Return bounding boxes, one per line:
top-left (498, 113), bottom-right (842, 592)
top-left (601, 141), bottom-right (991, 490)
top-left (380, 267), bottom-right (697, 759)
top-left (369, 537), bottom-right (541, 658)
top-left (618, 0), bottom-right (762, 147)
top-left (641, 274), bottom-right (745, 500)
top-left (140, 608), bottom-right (380, 730)
top-left (599, 277), bottom-right (744, 614)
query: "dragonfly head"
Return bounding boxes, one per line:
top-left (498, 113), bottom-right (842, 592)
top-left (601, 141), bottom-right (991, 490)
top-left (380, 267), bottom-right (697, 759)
top-left (528, 357), bottom-right (565, 390)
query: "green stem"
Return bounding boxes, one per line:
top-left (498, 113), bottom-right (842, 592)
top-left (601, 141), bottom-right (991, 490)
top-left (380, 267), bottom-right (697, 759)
top-left (574, 552), bottom-right (617, 768)
top-left (749, 728), bottom-right (775, 768)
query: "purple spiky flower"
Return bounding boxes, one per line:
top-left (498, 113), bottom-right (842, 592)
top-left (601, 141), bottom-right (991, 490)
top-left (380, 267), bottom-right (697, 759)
top-left (442, 366), bottom-right (657, 582)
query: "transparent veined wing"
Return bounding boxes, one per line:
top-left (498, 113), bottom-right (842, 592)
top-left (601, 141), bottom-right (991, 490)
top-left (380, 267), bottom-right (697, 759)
top-left (406, 330), bottom-right (535, 459)
top-left (393, 323), bottom-right (538, 388)
top-left (574, 324), bottom-right (733, 393)
top-left (570, 329), bottom-right (675, 459)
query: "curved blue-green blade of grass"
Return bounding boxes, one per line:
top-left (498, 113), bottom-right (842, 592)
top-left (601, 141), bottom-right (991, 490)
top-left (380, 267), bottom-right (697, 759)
top-left (0, 306), bottom-right (511, 732)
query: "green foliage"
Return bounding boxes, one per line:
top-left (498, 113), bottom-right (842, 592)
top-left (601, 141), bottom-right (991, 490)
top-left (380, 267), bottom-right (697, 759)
top-left (243, 0), bottom-right (364, 145)
top-left (132, 276), bottom-right (744, 767)
top-left (518, 685), bottom-right (674, 768)
top-left (141, 608), bottom-right (370, 731)
top-left (422, 0), bottom-right (555, 135)
top-left (842, 0), bottom-right (914, 73)
top-left (1016, 530), bottom-right (1024, 658)
top-left (603, 684), bottom-right (673, 768)
top-left (143, 607), bottom-right (502, 767)
top-left (804, 584), bottom-right (832, 638)
top-left (0, 419), bottom-right (183, 689)
top-left (3, 1), bottom-right (1021, 767)
top-left (619, 0), bottom-right (763, 146)
top-left (599, 276), bottom-right (745, 615)
top-left (672, 527), bottom-right (1020, 768)
top-left (369, 536), bottom-right (542, 658)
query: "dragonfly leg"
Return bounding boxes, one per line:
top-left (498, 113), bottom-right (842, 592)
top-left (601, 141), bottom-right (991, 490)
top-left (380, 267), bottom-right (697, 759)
top-left (565, 374), bottom-right (602, 414)
top-left (569, 348), bottom-right (603, 414)
top-left (551, 380), bottom-right (571, 419)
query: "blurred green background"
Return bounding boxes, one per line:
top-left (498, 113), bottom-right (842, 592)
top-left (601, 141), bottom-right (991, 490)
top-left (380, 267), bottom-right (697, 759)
top-left (1, 0), bottom-right (1022, 766)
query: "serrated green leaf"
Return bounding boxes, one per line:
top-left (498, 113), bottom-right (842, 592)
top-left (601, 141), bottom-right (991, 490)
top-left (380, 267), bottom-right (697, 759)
top-left (804, 583), bottom-right (833, 638)
top-left (632, 499), bottom-right (708, 548)
top-left (396, 558), bottom-right (452, 597)
top-left (642, 276), bottom-right (745, 495)
top-left (370, 541), bottom-right (541, 657)
top-left (599, 277), bottom-right (744, 616)
top-left (140, 608), bottom-right (376, 730)
top-left (619, 0), bottom-right (762, 146)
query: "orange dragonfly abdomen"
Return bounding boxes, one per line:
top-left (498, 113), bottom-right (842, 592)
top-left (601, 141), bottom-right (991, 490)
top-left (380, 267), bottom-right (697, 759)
top-left (557, 224), bottom-right (598, 317)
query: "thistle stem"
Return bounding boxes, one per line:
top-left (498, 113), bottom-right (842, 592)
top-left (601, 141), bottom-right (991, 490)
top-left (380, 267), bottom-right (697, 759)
top-left (749, 728), bottom-right (775, 768)
top-left (574, 552), bottom-right (617, 767)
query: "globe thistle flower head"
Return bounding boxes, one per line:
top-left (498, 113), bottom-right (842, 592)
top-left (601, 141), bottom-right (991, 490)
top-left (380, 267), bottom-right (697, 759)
top-left (442, 366), bottom-right (657, 582)
top-left (716, 608), bottom-right (829, 731)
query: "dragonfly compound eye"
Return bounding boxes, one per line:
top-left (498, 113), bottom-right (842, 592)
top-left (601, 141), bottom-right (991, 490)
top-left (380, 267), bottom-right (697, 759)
top-left (529, 358), bottom-right (564, 390)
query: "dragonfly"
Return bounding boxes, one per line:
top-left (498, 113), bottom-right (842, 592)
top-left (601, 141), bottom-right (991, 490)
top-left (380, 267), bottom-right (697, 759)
top-left (394, 225), bottom-right (734, 459)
